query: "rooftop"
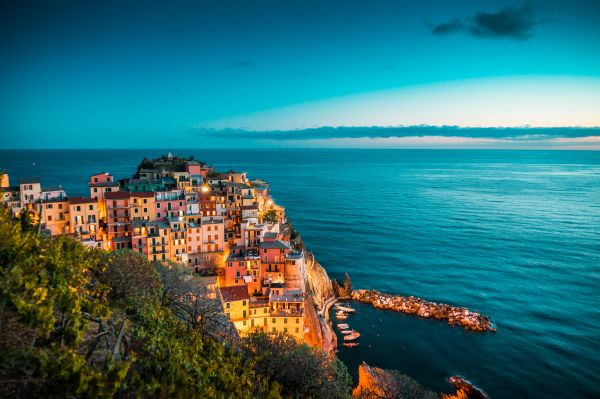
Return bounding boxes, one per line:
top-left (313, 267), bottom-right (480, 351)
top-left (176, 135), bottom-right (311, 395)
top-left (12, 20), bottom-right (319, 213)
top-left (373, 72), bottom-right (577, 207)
top-left (259, 240), bottom-right (291, 250)
top-left (219, 285), bottom-right (249, 303)
top-left (105, 191), bottom-right (130, 200)
top-left (20, 177), bottom-right (40, 184)
top-left (90, 181), bottom-right (120, 187)
top-left (68, 197), bottom-right (97, 205)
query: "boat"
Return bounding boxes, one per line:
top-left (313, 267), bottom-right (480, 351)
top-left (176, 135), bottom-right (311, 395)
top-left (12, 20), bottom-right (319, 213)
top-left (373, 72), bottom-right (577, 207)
top-left (343, 331), bottom-right (361, 341)
top-left (341, 329), bottom-right (353, 335)
top-left (343, 342), bottom-right (359, 348)
top-left (335, 305), bottom-right (356, 313)
top-left (337, 323), bottom-right (349, 329)
top-left (336, 313), bottom-right (347, 320)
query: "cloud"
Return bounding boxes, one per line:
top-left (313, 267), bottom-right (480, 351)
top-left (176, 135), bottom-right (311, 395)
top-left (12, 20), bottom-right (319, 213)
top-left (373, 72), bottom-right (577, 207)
top-left (228, 59), bottom-right (254, 68)
top-left (431, 3), bottom-right (548, 39)
top-left (191, 126), bottom-right (600, 142)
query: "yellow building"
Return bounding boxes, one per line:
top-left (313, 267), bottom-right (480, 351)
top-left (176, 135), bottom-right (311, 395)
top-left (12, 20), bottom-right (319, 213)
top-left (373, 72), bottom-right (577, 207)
top-left (219, 285), bottom-right (249, 331)
top-left (67, 197), bottom-right (100, 240)
top-left (40, 198), bottom-right (69, 236)
top-left (131, 192), bottom-right (156, 221)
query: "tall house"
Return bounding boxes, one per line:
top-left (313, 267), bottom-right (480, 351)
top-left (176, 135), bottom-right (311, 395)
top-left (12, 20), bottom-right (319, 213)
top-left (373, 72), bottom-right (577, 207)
top-left (219, 285), bottom-right (250, 332)
top-left (168, 216), bottom-right (188, 265)
top-left (131, 192), bottom-right (156, 221)
top-left (132, 220), bottom-right (172, 262)
top-left (89, 172), bottom-right (119, 221)
top-left (67, 197), bottom-right (99, 240)
top-left (155, 191), bottom-right (186, 221)
top-left (19, 177), bottom-right (41, 206)
top-left (260, 240), bottom-right (291, 285)
top-left (40, 197), bottom-right (69, 236)
top-left (105, 191), bottom-right (131, 250)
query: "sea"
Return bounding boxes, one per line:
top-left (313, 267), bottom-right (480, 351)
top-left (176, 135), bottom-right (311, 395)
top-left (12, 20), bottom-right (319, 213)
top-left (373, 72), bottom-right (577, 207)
top-left (1, 149), bottom-right (599, 398)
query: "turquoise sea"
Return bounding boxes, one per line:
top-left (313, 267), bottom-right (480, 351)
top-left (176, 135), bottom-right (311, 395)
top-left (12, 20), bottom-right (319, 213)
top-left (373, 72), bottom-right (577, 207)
top-left (1, 149), bottom-right (599, 398)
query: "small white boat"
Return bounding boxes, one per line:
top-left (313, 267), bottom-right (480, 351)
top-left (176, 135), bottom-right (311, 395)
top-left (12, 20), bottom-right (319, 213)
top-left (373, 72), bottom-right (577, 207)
top-left (335, 305), bottom-right (356, 313)
top-left (337, 323), bottom-right (349, 329)
top-left (343, 342), bottom-right (359, 348)
top-left (343, 331), bottom-right (361, 341)
top-left (341, 329), bottom-right (353, 335)
top-left (336, 314), bottom-right (347, 320)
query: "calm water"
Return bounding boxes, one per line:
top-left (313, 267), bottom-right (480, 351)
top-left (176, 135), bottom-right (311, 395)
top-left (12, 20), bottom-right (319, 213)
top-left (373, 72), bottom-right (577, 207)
top-left (1, 149), bottom-right (599, 398)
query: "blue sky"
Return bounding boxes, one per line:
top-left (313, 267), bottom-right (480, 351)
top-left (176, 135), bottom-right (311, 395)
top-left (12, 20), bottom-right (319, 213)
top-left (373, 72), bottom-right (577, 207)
top-left (1, 0), bottom-right (599, 148)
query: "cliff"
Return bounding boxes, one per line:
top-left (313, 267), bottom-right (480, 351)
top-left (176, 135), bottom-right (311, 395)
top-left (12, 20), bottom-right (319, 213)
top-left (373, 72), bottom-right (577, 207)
top-left (303, 251), bottom-right (337, 354)
top-left (352, 362), bottom-right (438, 399)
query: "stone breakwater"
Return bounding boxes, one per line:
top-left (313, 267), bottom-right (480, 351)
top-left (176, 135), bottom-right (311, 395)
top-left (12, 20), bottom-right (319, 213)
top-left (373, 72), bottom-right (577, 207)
top-left (351, 289), bottom-right (496, 332)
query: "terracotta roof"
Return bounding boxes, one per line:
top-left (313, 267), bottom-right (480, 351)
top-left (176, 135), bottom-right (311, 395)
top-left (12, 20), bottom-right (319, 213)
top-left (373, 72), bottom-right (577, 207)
top-left (68, 197), bottom-right (97, 205)
top-left (105, 191), bottom-right (130, 200)
top-left (131, 191), bottom-right (155, 198)
top-left (219, 285), bottom-right (249, 303)
top-left (90, 181), bottom-right (119, 187)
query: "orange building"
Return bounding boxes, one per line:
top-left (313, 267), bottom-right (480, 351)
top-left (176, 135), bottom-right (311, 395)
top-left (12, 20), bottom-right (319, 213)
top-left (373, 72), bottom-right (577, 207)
top-left (67, 197), bottom-right (99, 240)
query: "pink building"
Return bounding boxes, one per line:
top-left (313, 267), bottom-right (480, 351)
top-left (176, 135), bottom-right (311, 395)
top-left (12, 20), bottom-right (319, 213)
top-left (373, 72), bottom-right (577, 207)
top-left (155, 191), bottom-right (186, 221)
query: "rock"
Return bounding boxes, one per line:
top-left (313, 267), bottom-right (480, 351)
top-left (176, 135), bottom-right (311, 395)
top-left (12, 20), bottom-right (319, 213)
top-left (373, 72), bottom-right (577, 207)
top-left (352, 289), bottom-right (495, 333)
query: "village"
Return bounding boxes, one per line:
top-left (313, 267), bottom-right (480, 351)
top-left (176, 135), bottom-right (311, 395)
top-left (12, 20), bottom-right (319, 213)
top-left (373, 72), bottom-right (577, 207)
top-left (0, 154), bottom-right (309, 341)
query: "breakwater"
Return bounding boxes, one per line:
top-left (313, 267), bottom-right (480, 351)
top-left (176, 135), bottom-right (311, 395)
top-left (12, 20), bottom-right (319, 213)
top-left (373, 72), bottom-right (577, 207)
top-left (351, 289), bottom-right (495, 332)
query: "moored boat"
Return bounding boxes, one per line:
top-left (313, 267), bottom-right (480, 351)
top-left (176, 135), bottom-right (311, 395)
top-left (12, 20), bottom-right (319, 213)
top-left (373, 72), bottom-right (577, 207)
top-left (337, 323), bottom-right (349, 329)
top-left (343, 342), bottom-right (359, 348)
top-left (343, 331), bottom-right (361, 341)
top-left (341, 329), bottom-right (354, 335)
top-left (335, 305), bottom-right (356, 313)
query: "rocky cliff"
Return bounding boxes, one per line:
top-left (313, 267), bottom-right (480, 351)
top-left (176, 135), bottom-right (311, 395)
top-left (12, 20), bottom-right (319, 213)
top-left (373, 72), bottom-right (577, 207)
top-left (303, 251), bottom-right (337, 354)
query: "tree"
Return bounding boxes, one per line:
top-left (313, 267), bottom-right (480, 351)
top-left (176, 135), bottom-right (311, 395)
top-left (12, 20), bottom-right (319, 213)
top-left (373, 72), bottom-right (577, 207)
top-left (0, 208), bottom-right (129, 398)
top-left (238, 331), bottom-right (352, 399)
top-left (156, 262), bottom-right (235, 341)
top-left (97, 250), bottom-right (161, 303)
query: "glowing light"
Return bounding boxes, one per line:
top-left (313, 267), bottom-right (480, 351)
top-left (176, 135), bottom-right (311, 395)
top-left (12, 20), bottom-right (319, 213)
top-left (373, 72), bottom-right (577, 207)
top-left (201, 185), bottom-right (209, 193)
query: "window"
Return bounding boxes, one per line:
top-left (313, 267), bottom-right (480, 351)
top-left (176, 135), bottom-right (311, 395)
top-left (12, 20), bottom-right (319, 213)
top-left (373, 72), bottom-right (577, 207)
top-left (272, 318), bottom-right (276, 323)
top-left (296, 318), bottom-right (300, 324)
top-left (226, 303), bottom-right (230, 309)
top-left (93, 188), bottom-right (97, 193)
top-left (284, 327), bottom-right (288, 333)
top-left (295, 328), bottom-right (299, 333)
top-left (143, 199), bottom-right (147, 204)
top-left (156, 203), bottom-right (160, 208)
top-left (143, 208), bottom-right (147, 212)
top-left (88, 205), bottom-right (93, 211)
top-left (47, 215), bottom-right (52, 221)
top-left (58, 203), bottom-right (63, 209)
top-left (157, 212), bottom-right (160, 218)
top-left (284, 318), bottom-right (287, 324)
top-left (242, 300), bottom-right (246, 306)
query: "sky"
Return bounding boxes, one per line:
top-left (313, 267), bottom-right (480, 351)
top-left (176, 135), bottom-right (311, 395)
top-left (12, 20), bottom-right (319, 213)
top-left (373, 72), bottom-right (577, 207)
top-left (1, 0), bottom-right (599, 149)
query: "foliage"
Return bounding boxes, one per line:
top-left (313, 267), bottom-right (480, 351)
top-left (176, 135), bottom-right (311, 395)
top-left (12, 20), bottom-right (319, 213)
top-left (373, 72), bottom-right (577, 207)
top-left (123, 303), bottom-right (279, 398)
top-left (238, 331), bottom-right (352, 399)
top-left (97, 250), bottom-right (161, 303)
top-left (0, 208), bottom-right (129, 397)
top-left (156, 261), bottom-right (236, 341)
top-left (264, 209), bottom-right (278, 223)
